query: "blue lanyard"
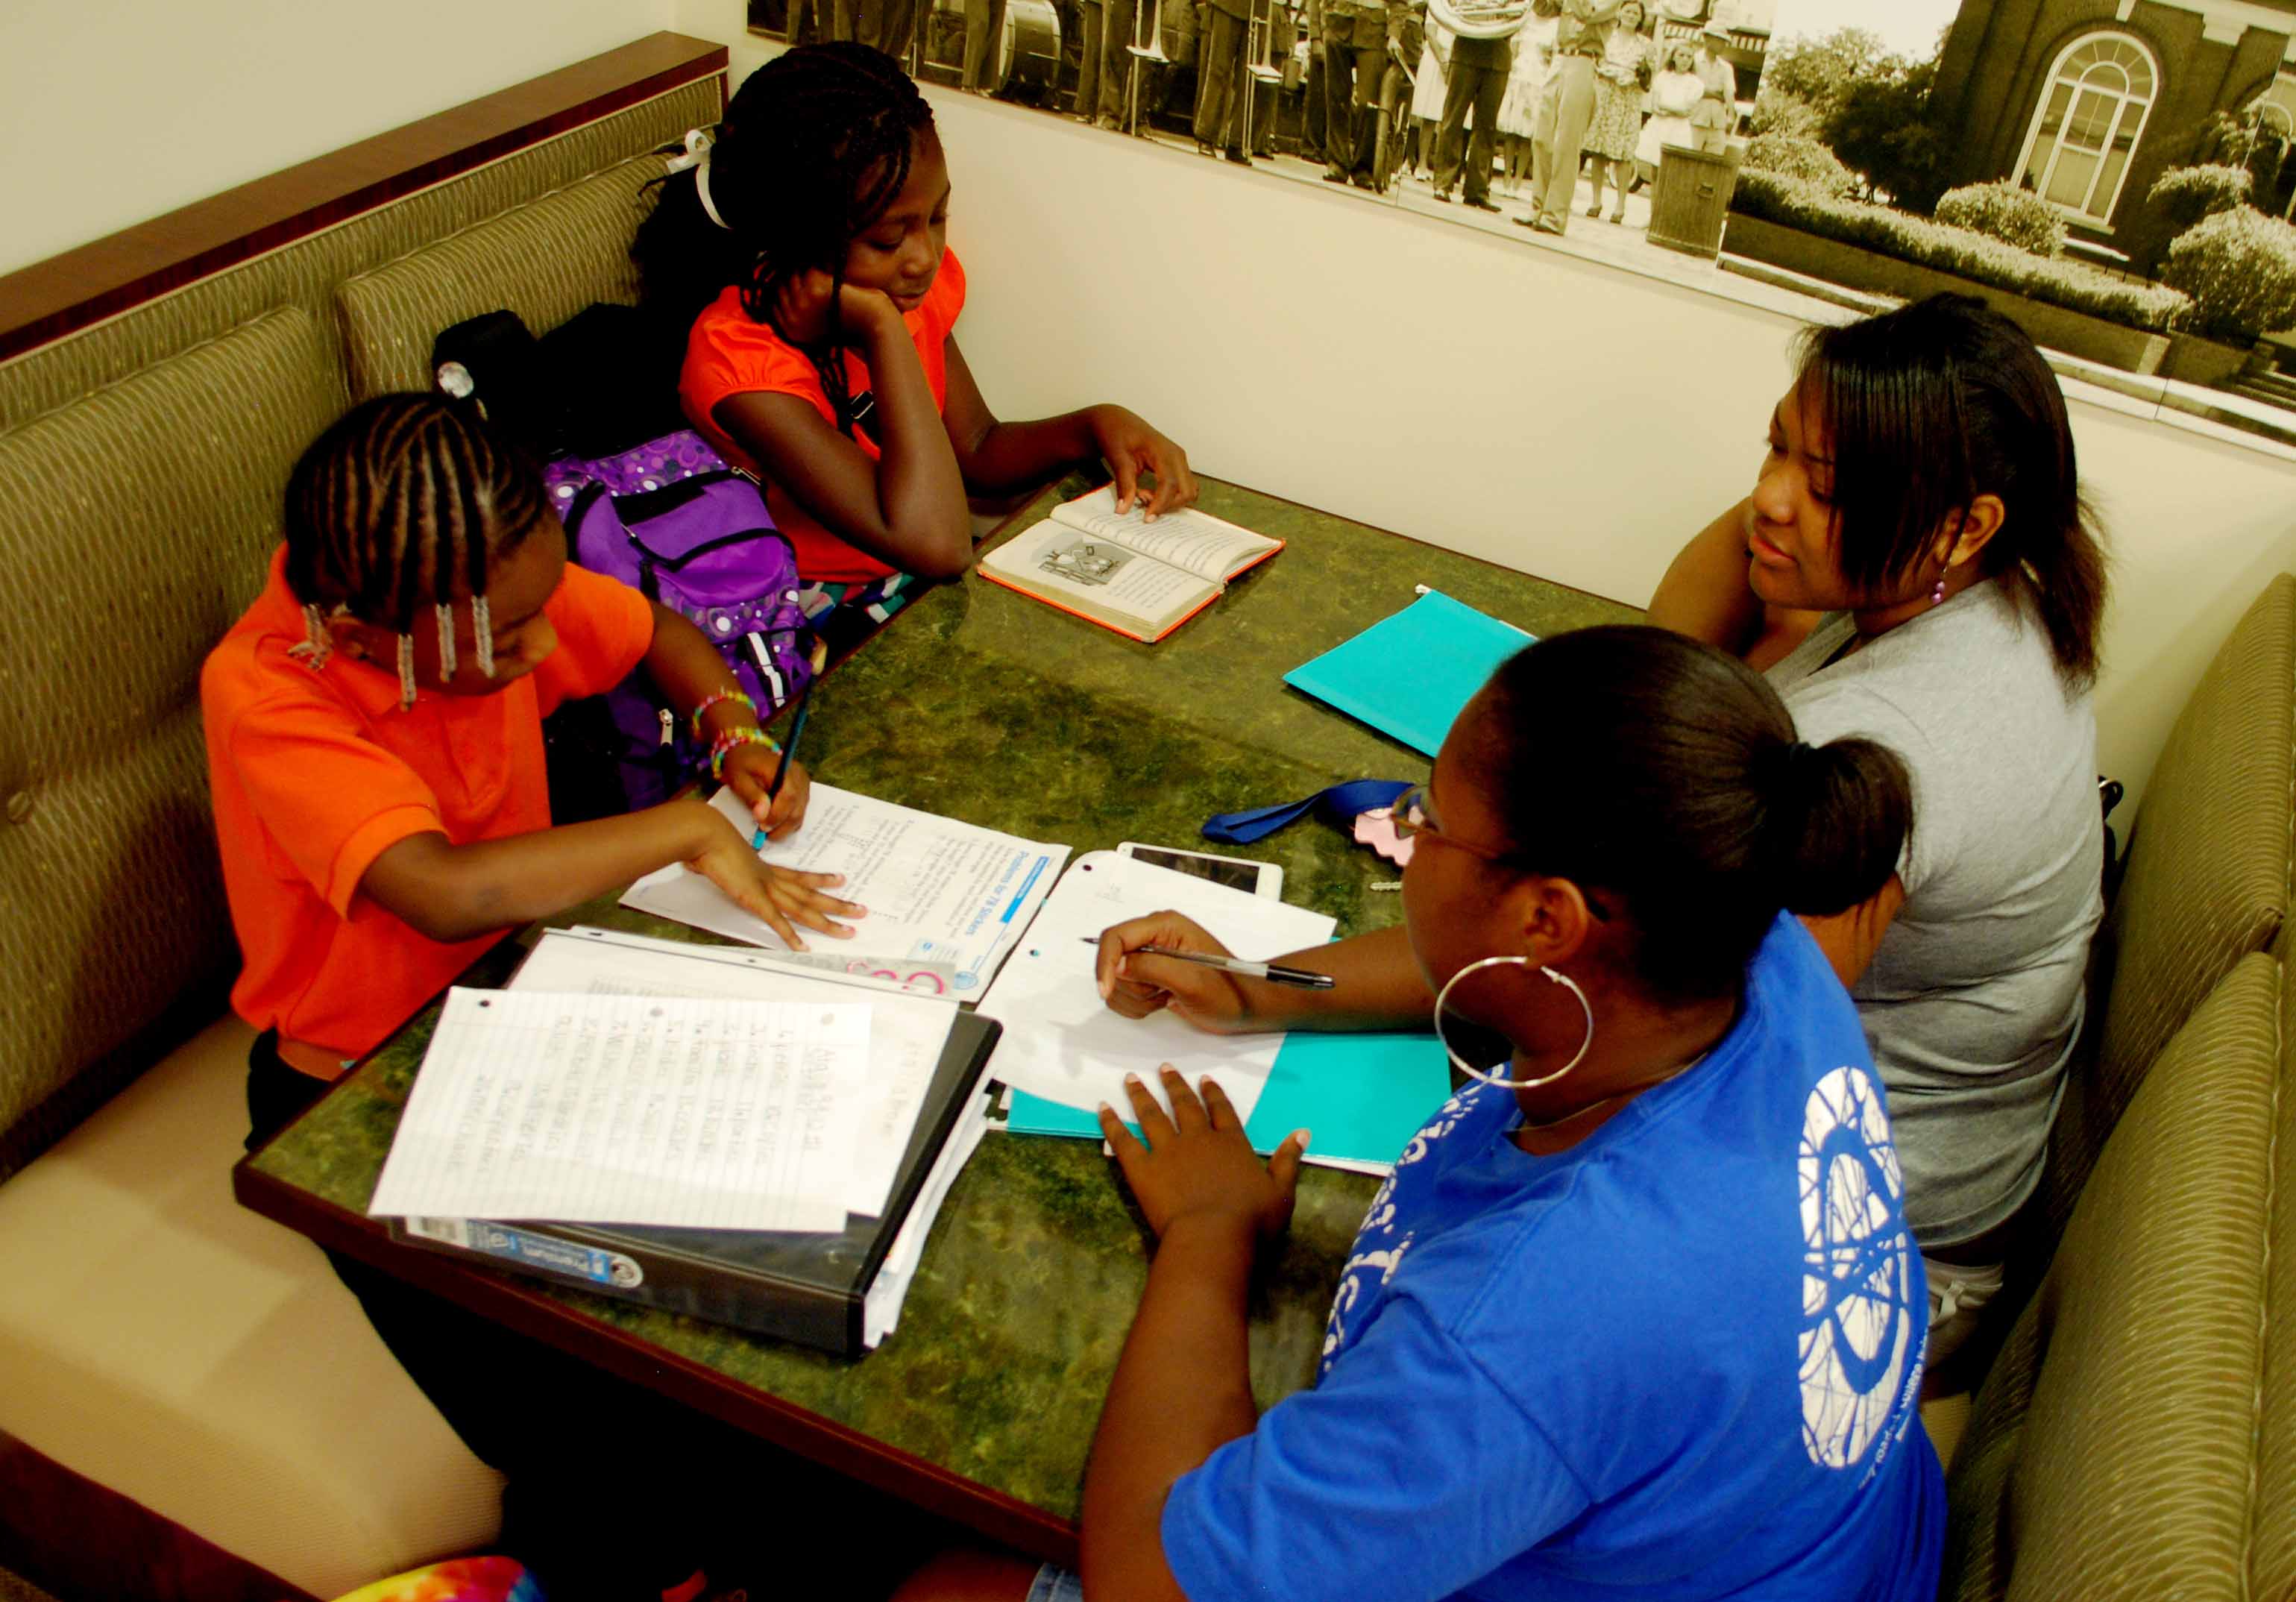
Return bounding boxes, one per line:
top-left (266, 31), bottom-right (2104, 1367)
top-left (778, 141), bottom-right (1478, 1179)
top-left (1201, 778), bottom-right (1413, 845)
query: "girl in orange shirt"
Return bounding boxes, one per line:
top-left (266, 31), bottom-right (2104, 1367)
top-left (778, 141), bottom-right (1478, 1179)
top-left (632, 43), bottom-right (1198, 592)
top-left (205, 394), bottom-right (868, 1602)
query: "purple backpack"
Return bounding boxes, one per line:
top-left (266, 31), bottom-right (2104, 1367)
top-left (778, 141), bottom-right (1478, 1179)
top-left (542, 431), bottom-right (812, 812)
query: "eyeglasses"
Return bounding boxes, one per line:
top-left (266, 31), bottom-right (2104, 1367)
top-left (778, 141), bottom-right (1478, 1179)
top-left (1390, 784), bottom-right (1613, 922)
top-left (1390, 784), bottom-right (1512, 863)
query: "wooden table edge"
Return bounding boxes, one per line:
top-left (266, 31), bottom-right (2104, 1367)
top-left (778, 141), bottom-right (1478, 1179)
top-left (230, 1152), bottom-right (1082, 1566)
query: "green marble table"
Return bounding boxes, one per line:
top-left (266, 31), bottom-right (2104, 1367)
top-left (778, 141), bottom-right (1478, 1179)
top-left (234, 474), bottom-right (1638, 1559)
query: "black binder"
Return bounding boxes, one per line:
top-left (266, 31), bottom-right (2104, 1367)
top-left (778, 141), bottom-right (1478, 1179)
top-left (387, 1008), bottom-right (1001, 1357)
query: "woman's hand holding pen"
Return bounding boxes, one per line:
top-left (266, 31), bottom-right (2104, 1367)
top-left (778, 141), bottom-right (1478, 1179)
top-left (1095, 911), bottom-right (1266, 1034)
top-left (679, 800), bottom-right (862, 950)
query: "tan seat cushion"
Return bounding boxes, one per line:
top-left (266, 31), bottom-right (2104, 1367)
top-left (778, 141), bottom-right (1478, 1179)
top-left (2045, 576), bottom-right (2296, 1230)
top-left (336, 157), bottom-right (662, 400)
top-left (0, 307), bottom-right (349, 1180)
top-left (0, 1015), bottom-right (501, 1598)
top-left (1943, 954), bottom-right (2280, 1602)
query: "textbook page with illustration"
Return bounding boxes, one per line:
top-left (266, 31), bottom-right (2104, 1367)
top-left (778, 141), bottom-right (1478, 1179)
top-left (622, 785), bottom-right (1068, 996)
top-left (976, 486), bottom-right (1284, 642)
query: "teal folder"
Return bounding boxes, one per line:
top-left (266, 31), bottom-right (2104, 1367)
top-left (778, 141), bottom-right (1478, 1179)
top-left (1002, 1030), bottom-right (1451, 1169)
top-left (1282, 591), bottom-right (1535, 757)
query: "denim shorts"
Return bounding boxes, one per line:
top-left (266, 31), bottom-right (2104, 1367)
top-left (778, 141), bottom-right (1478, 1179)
top-left (1026, 1565), bottom-right (1085, 1602)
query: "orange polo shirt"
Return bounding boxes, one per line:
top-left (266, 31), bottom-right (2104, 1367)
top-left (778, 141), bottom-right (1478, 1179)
top-left (201, 547), bottom-right (655, 1068)
top-left (679, 250), bottom-right (967, 584)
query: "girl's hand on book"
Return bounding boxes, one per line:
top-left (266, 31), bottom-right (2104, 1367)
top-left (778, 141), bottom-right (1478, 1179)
top-left (1087, 406), bottom-right (1198, 521)
top-left (682, 802), bottom-right (862, 949)
top-left (1095, 911), bottom-right (1257, 1034)
top-left (722, 747), bottom-right (811, 841)
top-left (1100, 1067), bottom-right (1305, 1248)
top-left (772, 269), bottom-right (902, 348)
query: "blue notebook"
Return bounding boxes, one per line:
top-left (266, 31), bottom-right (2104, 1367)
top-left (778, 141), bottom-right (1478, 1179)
top-left (1283, 591), bottom-right (1535, 757)
top-left (1002, 1030), bottom-right (1451, 1171)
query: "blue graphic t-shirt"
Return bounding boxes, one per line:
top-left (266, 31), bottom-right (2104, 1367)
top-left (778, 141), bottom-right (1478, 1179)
top-left (1162, 914), bottom-right (1943, 1601)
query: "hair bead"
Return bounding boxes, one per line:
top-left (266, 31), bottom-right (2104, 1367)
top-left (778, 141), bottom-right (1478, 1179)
top-left (435, 602), bottom-right (459, 680)
top-left (396, 633), bottom-right (418, 712)
top-left (290, 603), bottom-right (333, 670)
top-left (472, 594), bottom-right (496, 677)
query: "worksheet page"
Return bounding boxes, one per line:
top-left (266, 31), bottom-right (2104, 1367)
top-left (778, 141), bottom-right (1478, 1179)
top-left (368, 988), bottom-right (872, 1233)
top-left (621, 785), bottom-right (1068, 995)
top-left (975, 852), bottom-right (1336, 1128)
top-left (511, 928), bottom-right (957, 1218)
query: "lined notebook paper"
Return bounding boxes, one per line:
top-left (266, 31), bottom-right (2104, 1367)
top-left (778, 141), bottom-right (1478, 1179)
top-left (368, 988), bottom-right (873, 1233)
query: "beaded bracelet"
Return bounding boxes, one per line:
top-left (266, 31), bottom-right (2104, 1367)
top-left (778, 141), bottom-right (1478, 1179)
top-left (709, 726), bottom-right (779, 781)
top-left (689, 688), bottom-right (758, 741)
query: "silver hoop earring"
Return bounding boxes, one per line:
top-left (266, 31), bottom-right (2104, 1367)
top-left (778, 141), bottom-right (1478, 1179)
top-left (1432, 955), bottom-right (1595, 1090)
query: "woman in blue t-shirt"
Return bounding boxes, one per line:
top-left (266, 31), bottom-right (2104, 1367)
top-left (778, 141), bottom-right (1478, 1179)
top-left (899, 626), bottom-right (1943, 1602)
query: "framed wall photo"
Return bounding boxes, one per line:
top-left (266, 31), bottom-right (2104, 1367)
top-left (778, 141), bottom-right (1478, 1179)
top-left (726, 0), bottom-right (2296, 449)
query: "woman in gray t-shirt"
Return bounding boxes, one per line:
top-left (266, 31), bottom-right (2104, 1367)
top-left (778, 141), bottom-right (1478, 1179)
top-left (1647, 294), bottom-right (2107, 1365)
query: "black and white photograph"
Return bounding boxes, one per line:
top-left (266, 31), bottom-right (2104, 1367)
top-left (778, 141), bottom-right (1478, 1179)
top-left (746, 0), bottom-right (2296, 445)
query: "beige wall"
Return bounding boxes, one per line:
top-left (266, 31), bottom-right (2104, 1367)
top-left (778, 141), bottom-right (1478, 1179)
top-left (7, 1), bottom-right (2291, 812)
top-left (0, 0), bottom-right (674, 276)
top-left (680, 14), bottom-right (2296, 812)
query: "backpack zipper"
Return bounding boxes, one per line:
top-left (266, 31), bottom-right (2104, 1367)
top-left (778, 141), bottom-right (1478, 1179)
top-left (657, 707), bottom-right (674, 747)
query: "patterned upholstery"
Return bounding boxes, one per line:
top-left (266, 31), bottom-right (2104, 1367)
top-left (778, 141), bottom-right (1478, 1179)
top-left (0, 82), bottom-right (716, 431)
top-left (1940, 953), bottom-right (2283, 1602)
top-left (0, 81), bottom-right (720, 1178)
top-left (2250, 958), bottom-right (2296, 1602)
top-left (336, 156), bottom-right (660, 400)
top-left (2042, 576), bottom-right (2296, 1233)
top-left (0, 309), bottom-right (347, 1180)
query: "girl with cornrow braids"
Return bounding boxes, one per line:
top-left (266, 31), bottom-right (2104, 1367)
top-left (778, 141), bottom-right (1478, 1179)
top-left (210, 393), bottom-right (863, 1112)
top-left (633, 43), bottom-right (1197, 585)
top-left (205, 392), bottom-right (870, 1601)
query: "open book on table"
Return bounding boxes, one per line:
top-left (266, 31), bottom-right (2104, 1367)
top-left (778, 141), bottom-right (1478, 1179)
top-left (975, 486), bottom-right (1284, 642)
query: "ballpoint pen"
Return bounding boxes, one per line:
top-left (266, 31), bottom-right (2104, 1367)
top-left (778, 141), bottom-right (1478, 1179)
top-left (1078, 937), bottom-right (1336, 990)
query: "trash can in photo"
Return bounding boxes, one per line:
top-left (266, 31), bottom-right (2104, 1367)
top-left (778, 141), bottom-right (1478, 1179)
top-left (1647, 143), bottom-right (1740, 260)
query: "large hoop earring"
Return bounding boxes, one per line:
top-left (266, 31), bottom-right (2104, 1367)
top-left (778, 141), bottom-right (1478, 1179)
top-left (1433, 955), bottom-right (1595, 1091)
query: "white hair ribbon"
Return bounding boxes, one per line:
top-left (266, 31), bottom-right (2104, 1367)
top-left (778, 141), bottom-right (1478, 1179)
top-left (666, 129), bottom-right (731, 232)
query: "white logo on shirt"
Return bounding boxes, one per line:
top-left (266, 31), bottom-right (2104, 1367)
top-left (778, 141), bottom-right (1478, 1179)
top-left (1796, 1066), bottom-right (1919, 1471)
top-left (1316, 1088), bottom-right (1479, 1378)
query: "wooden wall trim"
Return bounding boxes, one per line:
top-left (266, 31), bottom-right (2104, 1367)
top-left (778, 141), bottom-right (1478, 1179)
top-left (0, 31), bottom-right (728, 364)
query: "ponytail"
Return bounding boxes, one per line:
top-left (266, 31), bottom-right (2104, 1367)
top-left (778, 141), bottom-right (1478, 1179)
top-left (629, 162), bottom-right (757, 337)
top-left (1472, 626), bottom-right (1912, 1001)
top-left (1755, 738), bottom-right (1912, 919)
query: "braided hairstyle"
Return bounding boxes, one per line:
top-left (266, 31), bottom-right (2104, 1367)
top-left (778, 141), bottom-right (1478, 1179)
top-left (283, 393), bottom-right (546, 706)
top-left (630, 44), bottom-right (936, 437)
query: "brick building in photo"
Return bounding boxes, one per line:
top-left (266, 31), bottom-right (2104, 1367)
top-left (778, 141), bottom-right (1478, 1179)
top-left (1928, 0), bottom-right (2296, 265)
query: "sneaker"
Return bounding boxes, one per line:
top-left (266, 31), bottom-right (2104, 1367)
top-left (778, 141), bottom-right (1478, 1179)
top-left (1533, 216), bottom-right (1566, 236)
